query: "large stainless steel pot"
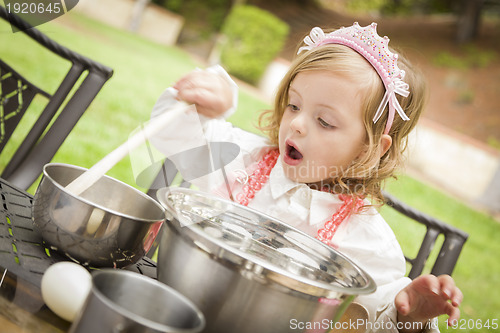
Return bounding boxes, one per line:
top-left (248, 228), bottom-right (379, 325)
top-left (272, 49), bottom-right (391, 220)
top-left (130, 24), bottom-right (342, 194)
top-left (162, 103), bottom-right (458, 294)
top-left (156, 188), bottom-right (376, 333)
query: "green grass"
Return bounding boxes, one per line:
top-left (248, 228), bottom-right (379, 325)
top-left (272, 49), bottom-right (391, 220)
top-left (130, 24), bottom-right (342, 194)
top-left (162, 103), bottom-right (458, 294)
top-left (1, 10), bottom-right (499, 332)
top-left (0, 11), bottom-right (268, 192)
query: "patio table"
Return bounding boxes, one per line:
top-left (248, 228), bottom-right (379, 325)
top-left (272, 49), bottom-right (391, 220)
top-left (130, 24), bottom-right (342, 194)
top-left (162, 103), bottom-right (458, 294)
top-left (0, 178), bottom-right (158, 332)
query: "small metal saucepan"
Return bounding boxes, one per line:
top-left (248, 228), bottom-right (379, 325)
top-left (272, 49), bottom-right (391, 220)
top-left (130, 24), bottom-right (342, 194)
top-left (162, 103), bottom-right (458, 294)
top-left (156, 188), bottom-right (376, 333)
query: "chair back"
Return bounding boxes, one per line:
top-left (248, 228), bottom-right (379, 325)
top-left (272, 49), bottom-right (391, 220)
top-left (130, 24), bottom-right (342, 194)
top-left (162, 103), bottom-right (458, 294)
top-left (0, 6), bottom-right (113, 190)
top-left (383, 191), bottom-right (469, 279)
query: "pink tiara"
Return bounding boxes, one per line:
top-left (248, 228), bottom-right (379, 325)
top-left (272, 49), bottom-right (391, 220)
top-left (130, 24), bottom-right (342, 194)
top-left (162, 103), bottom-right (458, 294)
top-left (297, 22), bottom-right (410, 134)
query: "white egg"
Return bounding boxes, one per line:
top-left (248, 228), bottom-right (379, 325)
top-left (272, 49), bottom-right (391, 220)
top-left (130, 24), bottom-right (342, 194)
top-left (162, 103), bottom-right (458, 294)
top-left (41, 261), bottom-right (92, 322)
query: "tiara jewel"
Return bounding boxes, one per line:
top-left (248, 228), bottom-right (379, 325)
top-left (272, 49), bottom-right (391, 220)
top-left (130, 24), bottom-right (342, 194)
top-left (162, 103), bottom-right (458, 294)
top-left (298, 23), bottom-right (410, 134)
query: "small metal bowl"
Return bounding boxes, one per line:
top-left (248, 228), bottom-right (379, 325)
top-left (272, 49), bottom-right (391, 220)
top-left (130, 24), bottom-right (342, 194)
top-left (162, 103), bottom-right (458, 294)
top-left (32, 163), bottom-right (165, 268)
top-left (70, 270), bottom-right (205, 333)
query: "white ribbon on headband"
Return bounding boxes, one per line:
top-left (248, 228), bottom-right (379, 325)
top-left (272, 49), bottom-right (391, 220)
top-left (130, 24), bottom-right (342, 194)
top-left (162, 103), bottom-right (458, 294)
top-left (373, 79), bottom-right (410, 132)
top-left (297, 27), bottom-right (325, 54)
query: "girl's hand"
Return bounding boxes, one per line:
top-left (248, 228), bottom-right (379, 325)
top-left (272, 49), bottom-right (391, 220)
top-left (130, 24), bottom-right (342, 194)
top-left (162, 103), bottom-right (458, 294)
top-left (395, 274), bottom-right (463, 332)
top-left (174, 70), bottom-right (234, 118)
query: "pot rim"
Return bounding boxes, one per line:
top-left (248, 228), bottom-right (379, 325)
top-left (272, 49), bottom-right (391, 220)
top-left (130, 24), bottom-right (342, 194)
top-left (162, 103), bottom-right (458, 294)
top-left (41, 163), bottom-right (165, 223)
top-left (157, 187), bottom-right (377, 298)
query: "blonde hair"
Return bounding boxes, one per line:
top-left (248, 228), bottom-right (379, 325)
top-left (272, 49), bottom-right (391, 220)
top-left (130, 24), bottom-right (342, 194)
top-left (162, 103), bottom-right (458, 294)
top-left (258, 42), bottom-right (427, 204)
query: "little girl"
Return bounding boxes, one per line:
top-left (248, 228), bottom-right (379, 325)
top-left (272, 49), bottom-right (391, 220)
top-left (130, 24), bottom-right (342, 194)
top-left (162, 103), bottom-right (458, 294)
top-left (151, 22), bottom-right (462, 333)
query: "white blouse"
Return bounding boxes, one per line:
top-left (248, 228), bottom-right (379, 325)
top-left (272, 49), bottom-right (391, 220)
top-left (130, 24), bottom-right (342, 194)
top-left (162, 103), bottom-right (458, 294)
top-left (150, 70), bottom-right (439, 333)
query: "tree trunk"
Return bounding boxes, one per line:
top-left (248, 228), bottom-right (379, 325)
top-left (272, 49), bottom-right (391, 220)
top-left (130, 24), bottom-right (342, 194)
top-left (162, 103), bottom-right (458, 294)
top-left (456, 0), bottom-right (484, 43)
top-left (129, 0), bottom-right (151, 32)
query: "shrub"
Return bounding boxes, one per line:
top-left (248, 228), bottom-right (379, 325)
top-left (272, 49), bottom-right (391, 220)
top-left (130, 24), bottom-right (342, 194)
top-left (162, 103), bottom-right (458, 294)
top-left (152, 0), bottom-right (232, 33)
top-left (432, 51), bottom-right (468, 69)
top-left (463, 44), bottom-right (496, 68)
top-left (220, 5), bottom-right (289, 85)
top-left (432, 46), bottom-right (497, 69)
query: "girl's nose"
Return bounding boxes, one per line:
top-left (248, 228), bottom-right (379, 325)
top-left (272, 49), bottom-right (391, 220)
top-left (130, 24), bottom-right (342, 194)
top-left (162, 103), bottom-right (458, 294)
top-left (290, 113), bottom-right (307, 135)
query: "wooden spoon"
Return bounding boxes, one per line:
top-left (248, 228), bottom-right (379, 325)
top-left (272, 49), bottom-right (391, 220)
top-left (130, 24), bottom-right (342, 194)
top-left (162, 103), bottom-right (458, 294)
top-left (65, 102), bottom-right (191, 196)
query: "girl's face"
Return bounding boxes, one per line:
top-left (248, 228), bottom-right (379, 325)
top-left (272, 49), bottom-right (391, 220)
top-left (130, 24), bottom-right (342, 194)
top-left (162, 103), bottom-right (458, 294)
top-left (279, 70), bottom-right (367, 184)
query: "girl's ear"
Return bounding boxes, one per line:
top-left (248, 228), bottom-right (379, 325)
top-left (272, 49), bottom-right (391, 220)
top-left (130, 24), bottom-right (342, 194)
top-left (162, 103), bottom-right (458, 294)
top-left (380, 134), bottom-right (392, 157)
top-left (355, 134), bottom-right (392, 162)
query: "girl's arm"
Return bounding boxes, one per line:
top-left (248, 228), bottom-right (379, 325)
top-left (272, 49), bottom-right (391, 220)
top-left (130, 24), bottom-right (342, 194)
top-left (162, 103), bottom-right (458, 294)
top-left (332, 211), bottom-right (461, 333)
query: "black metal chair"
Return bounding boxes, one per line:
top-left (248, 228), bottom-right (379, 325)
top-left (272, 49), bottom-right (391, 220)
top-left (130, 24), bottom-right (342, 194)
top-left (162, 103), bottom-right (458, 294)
top-left (383, 191), bottom-right (469, 279)
top-left (0, 6), bottom-right (113, 190)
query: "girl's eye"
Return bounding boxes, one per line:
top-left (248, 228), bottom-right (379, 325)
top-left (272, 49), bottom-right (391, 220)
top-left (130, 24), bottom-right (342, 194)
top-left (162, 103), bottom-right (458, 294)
top-left (318, 118), bottom-right (334, 129)
top-left (287, 104), bottom-right (300, 112)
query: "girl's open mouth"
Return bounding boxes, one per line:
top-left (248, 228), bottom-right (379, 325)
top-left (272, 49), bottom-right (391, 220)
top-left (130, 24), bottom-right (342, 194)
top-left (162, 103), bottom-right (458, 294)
top-left (284, 141), bottom-right (303, 166)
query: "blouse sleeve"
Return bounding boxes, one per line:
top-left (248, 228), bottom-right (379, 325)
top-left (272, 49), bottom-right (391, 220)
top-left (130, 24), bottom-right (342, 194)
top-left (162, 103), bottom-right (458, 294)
top-left (333, 210), bottom-right (441, 333)
top-left (364, 299), bottom-right (440, 333)
top-left (149, 71), bottom-right (270, 197)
